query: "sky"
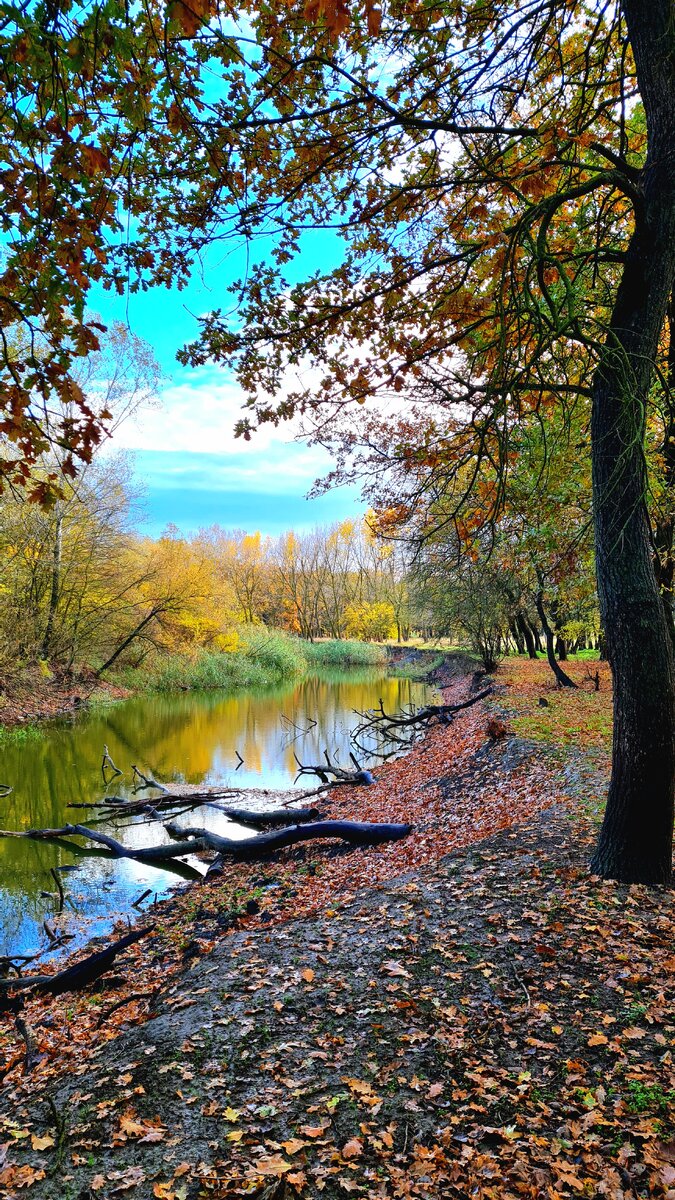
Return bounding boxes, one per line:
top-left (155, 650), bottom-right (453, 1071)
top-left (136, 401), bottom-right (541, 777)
top-left (90, 235), bottom-right (364, 539)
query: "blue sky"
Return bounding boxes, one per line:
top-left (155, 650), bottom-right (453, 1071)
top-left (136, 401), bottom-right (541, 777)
top-left (91, 234), bottom-right (364, 538)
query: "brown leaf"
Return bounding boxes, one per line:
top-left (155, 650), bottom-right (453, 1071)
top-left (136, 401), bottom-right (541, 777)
top-left (342, 1137), bottom-right (364, 1159)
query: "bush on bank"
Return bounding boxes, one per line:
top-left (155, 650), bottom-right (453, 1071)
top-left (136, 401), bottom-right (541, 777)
top-left (111, 630), bottom-right (388, 691)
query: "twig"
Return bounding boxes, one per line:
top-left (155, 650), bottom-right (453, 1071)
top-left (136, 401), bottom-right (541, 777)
top-left (131, 765), bottom-right (169, 793)
top-left (95, 990), bottom-right (158, 1029)
top-left (511, 963), bottom-right (531, 1008)
top-left (50, 867), bottom-right (64, 915)
top-left (14, 1015), bottom-right (36, 1072)
top-left (101, 744), bottom-right (123, 782)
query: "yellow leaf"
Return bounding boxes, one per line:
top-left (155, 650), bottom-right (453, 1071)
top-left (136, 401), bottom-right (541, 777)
top-left (30, 1135), bottom-right (55, 1151)
top-left (227, 1130), bottom-right (244, 1142)
top-left (223, 1107), bottom-right (240, 1122)
top-left (301, 968), bottom-right (315, 983)
top-left (255, 1155), bottom-right (293, 1176)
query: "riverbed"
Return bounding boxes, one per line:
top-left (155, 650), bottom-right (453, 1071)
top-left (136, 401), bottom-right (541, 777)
top-left (0, 668), bottom-right (431, 960)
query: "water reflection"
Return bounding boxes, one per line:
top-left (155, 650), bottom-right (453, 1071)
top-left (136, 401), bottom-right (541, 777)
top-left (0, 669), bottom-right (430, 958)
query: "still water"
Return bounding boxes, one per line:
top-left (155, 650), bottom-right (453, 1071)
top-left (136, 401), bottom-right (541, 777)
top-left (0, 669), bottom-right (431, 959)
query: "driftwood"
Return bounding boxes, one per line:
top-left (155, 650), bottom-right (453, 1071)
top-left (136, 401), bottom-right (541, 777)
top-left (352, 687), bottom-right (492, 758)
top-left (0, 927), bottom-right (152, 997)
top-left (101, 745), bottom-right (123, 783)
top-left (131, 764), bottom-right (169, 793)
top-left (293, 749), bottom-right (375, 787)
top-left (165, 818), bottom-right (412, 861)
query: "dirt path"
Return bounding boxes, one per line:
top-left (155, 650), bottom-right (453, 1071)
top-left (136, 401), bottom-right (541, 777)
top-left (1, 661), bottom-right (673, 1199)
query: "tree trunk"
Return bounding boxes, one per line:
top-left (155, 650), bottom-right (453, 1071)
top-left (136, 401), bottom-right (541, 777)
top-left (590, 0), bottom-right (675, 885)
top-left (96, 607), bottom-right (164, 677)
top-left (535, 593), bottom-right (577, 689)
top-left (40, 509), bottom-right (62, 660)
top-left (509, 621), bottom-right (525, 654)
top-left (516, 611), bottom-right (537, 659)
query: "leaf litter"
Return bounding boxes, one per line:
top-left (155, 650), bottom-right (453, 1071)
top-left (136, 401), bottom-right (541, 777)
top-left (0, 659), bottom-right (672, 1199)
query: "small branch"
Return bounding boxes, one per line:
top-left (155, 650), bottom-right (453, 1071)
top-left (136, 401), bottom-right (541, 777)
top-left (14, 1015), bottom-right (36, 1072)
top-left (50, 867), bottom-right (65, 915)
top-left (131, 765), bottom-right (169, 794)
top-left (95, 990), bottom-right (158, 1029)
top-left (293, 749), bottom-right (375, 787)
top-left (101, 744), bottom-right (123, 783)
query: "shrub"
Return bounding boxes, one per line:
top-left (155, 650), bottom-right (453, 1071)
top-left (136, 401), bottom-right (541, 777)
top-left (302, 639), bottom-right (388, 667)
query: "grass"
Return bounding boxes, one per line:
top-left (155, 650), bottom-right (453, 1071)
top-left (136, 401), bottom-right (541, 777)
top-left (111, 630), bottom-right (391, 692)
top-left (389, 651), bottom-right (446, 679)
top-left (301, 639), bottom-right (388, 667)
top-left (496, 658), bottom-right (613, 750)
top-left (114, 628), bottom-right (308, 692)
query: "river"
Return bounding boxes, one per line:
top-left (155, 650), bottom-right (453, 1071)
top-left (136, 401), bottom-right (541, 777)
top-left (0, 668), bottom-right (432, 960)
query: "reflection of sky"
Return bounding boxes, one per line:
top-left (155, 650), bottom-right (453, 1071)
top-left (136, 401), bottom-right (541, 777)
top-left (0, 671), bottom-right (431, 959)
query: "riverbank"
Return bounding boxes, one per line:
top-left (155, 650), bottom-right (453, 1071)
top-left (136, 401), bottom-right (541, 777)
top-left (1, 658), bottom-right (673, 1200)
top-left (0, 669), bottom-right (129, 732)
top-left (0, 635), bottom-right (393, 731)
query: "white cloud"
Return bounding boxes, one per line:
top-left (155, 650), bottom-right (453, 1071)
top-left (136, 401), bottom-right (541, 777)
top-left (110, 364), bottom-right (304, 456)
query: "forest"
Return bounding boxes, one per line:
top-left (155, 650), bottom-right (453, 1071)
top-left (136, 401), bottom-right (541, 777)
top-left (0, 1), bottom-right (674, 1198)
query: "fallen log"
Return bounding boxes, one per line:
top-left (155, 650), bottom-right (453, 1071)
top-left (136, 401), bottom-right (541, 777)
top-left (165, 818), bottom-right (412, 860)
top-left (0, 927), bottom-right (153, 997)
top-left (294, 749), bottom-right (375, 787)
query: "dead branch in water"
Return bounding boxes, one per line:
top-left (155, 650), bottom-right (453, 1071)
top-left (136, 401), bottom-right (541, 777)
top-left (0, 823), bottom-right (207, 862)
top-left (293, 748), bottom-right (375, 787)
top-left (101, 744), bottom-right (123, 784)
top-left (351, 687), bottom-right (492, 758)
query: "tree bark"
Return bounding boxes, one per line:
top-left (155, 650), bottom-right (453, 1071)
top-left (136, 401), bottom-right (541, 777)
top-left (40, 509), bottom-right (62, 661)
top-left (165, 819), bottom-right (412, 859)
top-left (590, 0), bottom-right (675, 884)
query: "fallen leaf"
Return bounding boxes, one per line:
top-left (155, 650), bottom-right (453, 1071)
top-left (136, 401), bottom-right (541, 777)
top-left (342, 1137), bottom-right (363, 1160)
top-left (30, 1135), bottom-right (55, 1152)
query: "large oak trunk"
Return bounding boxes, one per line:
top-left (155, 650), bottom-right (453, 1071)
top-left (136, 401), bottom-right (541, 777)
top-left (590, 0), bottom-right (675, 884)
